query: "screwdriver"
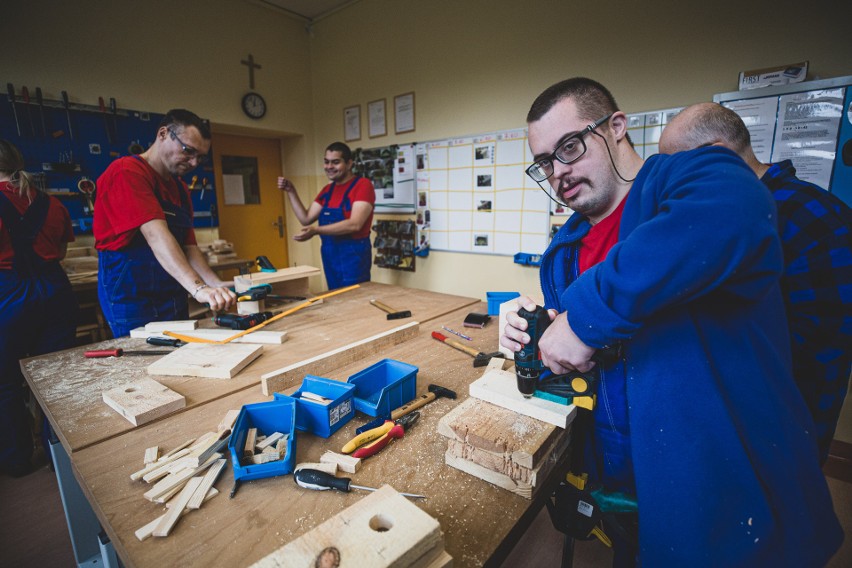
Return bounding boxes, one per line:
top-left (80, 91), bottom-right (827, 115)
top-left (84, 349), bottom-right (172, 358)
top-left (294, 469), bottom-right (426, 500)
top-left (146, 336), bottom-right (186, 347)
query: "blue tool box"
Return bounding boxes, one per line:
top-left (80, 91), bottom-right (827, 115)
top-left (288, 376), bottom-right (355, 438)
top-left (486, 291), bottom-right (521, 316)
top-left (346, 359), bottom-right (418, 417)
top-left (228, 396), bottom-right (296, 482)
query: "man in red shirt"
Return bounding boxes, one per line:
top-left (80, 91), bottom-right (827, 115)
top-left (94, 109), bottom-right (235, 336)
top-left (277, 142), bottom-right (375, 289)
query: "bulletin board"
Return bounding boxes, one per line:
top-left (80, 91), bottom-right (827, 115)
top-left (0, 90), bottom-right (218, 234)
top-left (714, 75), bottom-right (852, 205)
top-left (414, 129), bottom-right (551, 256)
top-left (352, 144), bottom-right (417, 213)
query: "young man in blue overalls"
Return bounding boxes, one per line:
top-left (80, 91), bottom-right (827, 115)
top-left (278, 142), bottom-right (375, 290)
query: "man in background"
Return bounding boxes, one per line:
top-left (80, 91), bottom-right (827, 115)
top-left (278, 142), bottom-right (375, 290)
top-left (660, 102), bottom-right (852, 464)
top-left (95, 109), bottom-right (235, 337)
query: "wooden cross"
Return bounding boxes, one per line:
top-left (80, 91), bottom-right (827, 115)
top-left (240, 54), bottom-right (262, 90)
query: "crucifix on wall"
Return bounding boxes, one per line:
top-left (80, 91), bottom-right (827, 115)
top-left (241, 53), bottom-right (262, 90)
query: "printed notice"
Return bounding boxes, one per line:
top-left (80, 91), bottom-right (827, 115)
top-left (724, 97), bottom-right (779, 163)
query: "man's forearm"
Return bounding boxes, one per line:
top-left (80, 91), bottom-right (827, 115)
top-left (139, 220), bottom-right (206, 293)
top-left (185, 245), bottom-right (228, 287)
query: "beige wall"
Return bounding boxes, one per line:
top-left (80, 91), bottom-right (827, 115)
top-left (3, 0), bottom-right (850, 440)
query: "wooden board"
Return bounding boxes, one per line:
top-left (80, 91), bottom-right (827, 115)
top-left (437, 397), bottom-right (561, 470)
top-left (233, 265), bottom-right (321, 292)
top-left (147, 343), bottom-right (264, 379)
top-left (145, 320), bottom-right (199, 332)
top-left (261, 321), bottom-right (419, 395)
top-left (102, 377), bottom-right (186, 426)
top-left (469, 368), bottom-right (576, 428)
top-left (130, 327), bottom-right (288, 345)
top-left (252, 485), bottom-right (447, 568)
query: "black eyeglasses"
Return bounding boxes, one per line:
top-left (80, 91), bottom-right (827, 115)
top-left (525, 113), bottom-right (613, 182)
top-left (168, 128), bottom-right (208, 163)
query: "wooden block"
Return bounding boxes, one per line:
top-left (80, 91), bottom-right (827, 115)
top-left (262, 321), bottom-right (420, 395)
top-left (469, 368), bottom-right (576, 429)
top-left (186, 431), bottom-right (230, 468)
top-left (153, 477), bottom-right (204, 537)
top-left (251, 485), bottom-right (448, 568)
top-left (244, 428), bottom-right (257, 458)
top-left (147, 343), bottom-right (264, 379)
top-left (135, 488), bottom-right (218, 541)
top-left (130, 327), bottom-right (288, 345)
top-left (102, 377), bottom-right (186, 426)
top-left (294, 462), bottom-right (337, 475)
top-left (218, 409), bottom-right (240, 432)
top-left (320, 450), bottom-right (361, 474)
top-left (145, 320), bottom-right (199, 332)
top-left (234, 265), bottom-right (321, 293)
top-left (187, 458), bottom-right (227, 509)
top-left (130, 447), bottom-right (191, 481)
top-left (301, 391), bottom-right (332, 404)
top-left (237, 299), bottom-right (264, 315)
top-left (436, 397), bottom-right (561, 470)
top-left (144, 454), bottom-right (221, 502)
top-left (255, 432), bottom-right (285, 450)
top-left (144, 446), bottom-right (159, 464)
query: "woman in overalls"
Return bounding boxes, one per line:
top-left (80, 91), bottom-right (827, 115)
top-left (0, 140), bottom-right (77, 477)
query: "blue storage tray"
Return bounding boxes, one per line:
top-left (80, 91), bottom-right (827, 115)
top-left (228, 396), bottom-right (296, 482)
top-left (486, 291), bottom-right (521, 316)
top-left (346, 359), bottom-right (418, 417)
top-left (286, 376), bottom-right (355, 438)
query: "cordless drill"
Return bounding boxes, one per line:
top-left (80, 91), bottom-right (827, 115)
top-left (213, 311), bottom-right (274, 330)
top-left (514, 305), bottom-right (620, 410)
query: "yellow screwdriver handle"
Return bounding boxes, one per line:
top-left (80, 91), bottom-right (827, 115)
top-left (341, 421), bottom-right (393, 454)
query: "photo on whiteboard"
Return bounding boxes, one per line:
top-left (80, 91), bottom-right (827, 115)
top-left (474, 234), bottom-right (489, 247)
top-left (418, 191), bottom-right (428, 207)
top-left (475, 145), bottom-right (491, 160)
top-left (477, 200), bottom-right (493, 212)
top-left (416, 152), bottom-right (426, 170)
top-left (477, 174), bottom-right (492, 188)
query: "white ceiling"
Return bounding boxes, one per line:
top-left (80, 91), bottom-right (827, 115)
top-left (257, 0), bottom-right (359, 21)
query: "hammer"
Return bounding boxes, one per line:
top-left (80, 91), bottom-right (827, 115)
top-left (356, 384), bottom-right (457, 434)
top-left (431, 331), bottom-right (505, 367)
top-left (370, 299), bottom-right (411, 320)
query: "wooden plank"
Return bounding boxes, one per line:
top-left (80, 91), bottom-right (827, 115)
top-left (130, 327), bottom-right (288, 345)
top-left (218, 409), bottom-right (240, 432)
top-left (130, 447), bottom-right (191, 481)
top-left (135, 487), bottom-right (218, 541)
top-left (437, 397), bottom-right (561, 470)
top-left (147, 343), bottom-right (264, 379)
top-left (187, 459), bottom-right (227, 509)
top-left (145, 320), bottom-right (199, 332)
top-left (469, 368), bottom-right (576, 429)
top-left (320, 450), bottom-right (361, 474)
top-left (143, 446), bottom-right (159, 464)
top-left (233, 265), bottom-right (321, 292)
top-left (102, 377), bottom-right (186, 426)
top-left (261, 321), bottom-right (420, 395)
top-left (143, 454), bottom-right (221, 502)
top-left (251, 485), bottom-right (447, 568)
top-left (153, 477), bottom-right (204, 537)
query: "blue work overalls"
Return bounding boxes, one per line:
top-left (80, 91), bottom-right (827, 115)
top-left (0, 191), bottom-right (77, 474)
top-left (98, 161), bottom-right (193, 337)
top-left (318, 177), bottom-right (371, 290)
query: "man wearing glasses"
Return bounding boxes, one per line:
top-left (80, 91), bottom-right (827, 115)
top-left (94, 109), bottom-right (235, 337)
top-left (501, 78), bottom-right (841, 566)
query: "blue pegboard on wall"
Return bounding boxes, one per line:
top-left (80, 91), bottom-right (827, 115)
top-left (1, 85), bottom-right (218, 234)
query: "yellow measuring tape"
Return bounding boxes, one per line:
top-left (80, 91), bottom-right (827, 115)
top-left (164, 284), bottom-right (360, 344)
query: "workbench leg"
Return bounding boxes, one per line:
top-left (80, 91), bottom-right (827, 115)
top-left (98, 530), bottom-right (122, 568)
top-left (49, 438), bottom-right (107, 567)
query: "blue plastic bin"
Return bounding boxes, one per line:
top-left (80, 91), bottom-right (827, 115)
top-left (287, 376), bottom-right (355, 438)
top-left (486, 291), bottom-right (521, 316)
top-left (346, 359), bottom-right (418, 417)
top-left (228, 396), bottom-right (296, 482)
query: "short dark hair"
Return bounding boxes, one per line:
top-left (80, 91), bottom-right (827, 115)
top-left (158, 109), bottom-right (211, 139)
top-left (527, 77), bottom-right (622, 124)
top-left (326, 142), bottom-right (353, 162)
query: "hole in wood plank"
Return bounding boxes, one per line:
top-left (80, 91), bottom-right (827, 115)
top-left (125, 387), bottom-right (136, 393)
top-left (368, 514), bottom-right (394, 532)
top-left (314, 546), bottom-right (340, 568)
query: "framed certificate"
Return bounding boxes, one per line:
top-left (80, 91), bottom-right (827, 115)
top-left (394, 92), bottom-right (415, 134)
top-left (343, 105), bottom-right (361, 142)
top-left (368, 99), bottom-right (387, 138)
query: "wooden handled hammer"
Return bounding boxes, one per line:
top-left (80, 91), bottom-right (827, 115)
top-left (370, 299), bottom-right (411, 320)
top-left (431, 331), bottom-right (505, 367)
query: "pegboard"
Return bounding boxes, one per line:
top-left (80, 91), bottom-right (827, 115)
top-left (373, 219), bottom-right (416, 272)
top-left (0, 85), bottom-right (218, 234)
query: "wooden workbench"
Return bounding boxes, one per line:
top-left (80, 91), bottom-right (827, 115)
top-left (68, 302), bottom-right (567, 567)
top-left (21, 282), bottom-right (479, 454)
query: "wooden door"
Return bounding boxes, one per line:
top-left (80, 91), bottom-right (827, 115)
top-left (212, 134), bottom-right (288, 269)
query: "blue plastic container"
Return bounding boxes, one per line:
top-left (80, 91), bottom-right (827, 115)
top-left (513, 252), bottom-right (542, 267)
top-left (346, 359), bottom-right (418, 417)
top-left (486, 291), bottom-right (521, 316)
top-left (228, 396), bottom-right (296, 482)
top-left (288, 376), bottom-right (355, 438)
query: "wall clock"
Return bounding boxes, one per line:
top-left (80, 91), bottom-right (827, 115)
top-left (241, 92), bottom-right (267, 119)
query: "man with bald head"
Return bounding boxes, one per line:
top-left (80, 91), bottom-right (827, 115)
top-left (660, 102), bottom-right (852, 464)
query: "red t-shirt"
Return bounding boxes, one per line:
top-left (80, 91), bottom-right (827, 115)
top-left (0, 183), bottom-right (75, 269)
top-left (314, 177), bottom-right (376, 240)
top-left (94, 156), bottom-right (196, 251)
top-left (578, 194), bottom-right (628, 274)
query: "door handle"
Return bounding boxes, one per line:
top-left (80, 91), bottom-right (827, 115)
top-left (272, 215), bottom-right (284, 238)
